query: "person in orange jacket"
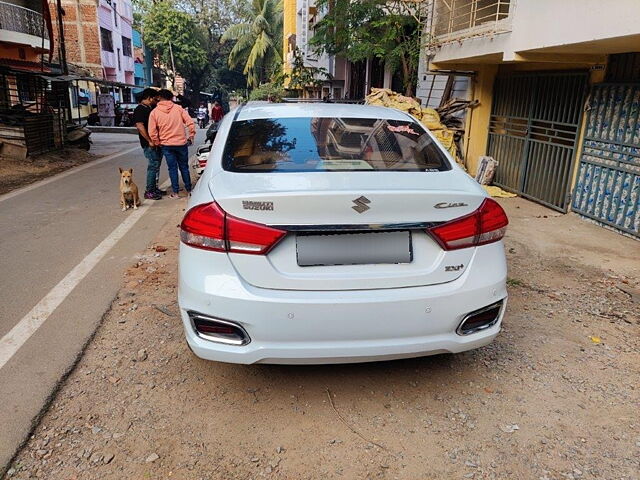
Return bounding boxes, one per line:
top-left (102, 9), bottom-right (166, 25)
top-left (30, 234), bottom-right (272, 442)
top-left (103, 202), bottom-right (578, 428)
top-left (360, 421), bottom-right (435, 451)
top-left (149, 89), bottom-right (196, 198)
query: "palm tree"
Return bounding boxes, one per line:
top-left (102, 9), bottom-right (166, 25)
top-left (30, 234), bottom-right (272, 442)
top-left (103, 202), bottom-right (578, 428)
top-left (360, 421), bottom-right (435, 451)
top-left (221, 0), bottom-right (283, 88)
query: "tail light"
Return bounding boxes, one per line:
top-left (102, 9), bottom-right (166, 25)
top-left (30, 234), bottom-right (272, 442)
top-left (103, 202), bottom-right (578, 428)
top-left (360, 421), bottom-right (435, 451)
top-left (428, 198), bottom-right (508, 250)
top-left (180, 201), bottom-right (286, 255)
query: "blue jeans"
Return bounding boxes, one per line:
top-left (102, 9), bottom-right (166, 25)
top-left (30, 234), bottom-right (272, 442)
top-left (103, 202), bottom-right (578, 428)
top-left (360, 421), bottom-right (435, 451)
top-left (143, 146), bottom-right (162, 192)
top-left (161, 145), bottom-right (192, 194)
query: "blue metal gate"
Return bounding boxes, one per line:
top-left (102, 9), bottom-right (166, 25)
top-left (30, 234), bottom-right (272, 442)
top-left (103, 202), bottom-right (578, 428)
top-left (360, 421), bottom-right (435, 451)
top-left (572, 83), bottom-right (640, 237)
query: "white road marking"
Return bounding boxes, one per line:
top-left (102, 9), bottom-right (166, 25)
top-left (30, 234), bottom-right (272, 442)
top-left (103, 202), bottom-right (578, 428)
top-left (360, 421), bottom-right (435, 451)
top-left (0, 146), bottom-right (139, 203)
top-left (0, 204), bottom-right (150, 370)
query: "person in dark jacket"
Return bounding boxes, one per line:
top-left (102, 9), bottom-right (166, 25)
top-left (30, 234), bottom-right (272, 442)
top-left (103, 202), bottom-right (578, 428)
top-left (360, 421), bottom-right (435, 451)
top-left (132, 88), bottom-right (164, 200)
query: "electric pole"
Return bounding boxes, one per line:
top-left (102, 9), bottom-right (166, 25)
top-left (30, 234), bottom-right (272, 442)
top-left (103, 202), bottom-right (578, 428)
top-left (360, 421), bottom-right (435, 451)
top-left (55, 0), bottom-right (68, 75)
top-left (168, 42), bottom-right (176, 90)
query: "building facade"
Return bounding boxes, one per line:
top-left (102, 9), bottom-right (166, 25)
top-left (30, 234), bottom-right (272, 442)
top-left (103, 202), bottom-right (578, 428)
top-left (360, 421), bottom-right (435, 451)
top-left (282, 0), bottom-right (349, 99)
top-left (283, 0), bottom-right (415, 100)
top-left (424, 0), bottom-right (640, 237)
top-left (132, 28), bottom-right (154, 94)
top-left (50, 0), bottom-right (135, 90)
top-left (0, 0), bottom-right (71, 158)
top-left (49, 0), bottom-right (101, 76)
top-left (97, 0), bottom-right (134, 85)
top-left (0, 0), bottom-right (51, 71)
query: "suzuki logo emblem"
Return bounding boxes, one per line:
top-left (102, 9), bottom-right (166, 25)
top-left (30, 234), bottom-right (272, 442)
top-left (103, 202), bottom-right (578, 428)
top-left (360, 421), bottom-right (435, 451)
top-left (352, 196), bottom-right (371, 213)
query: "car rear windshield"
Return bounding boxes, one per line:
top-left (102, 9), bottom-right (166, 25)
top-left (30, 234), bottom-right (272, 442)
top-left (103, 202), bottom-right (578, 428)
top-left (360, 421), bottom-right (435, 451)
top-left (222, 117), bottom-right (451, 172)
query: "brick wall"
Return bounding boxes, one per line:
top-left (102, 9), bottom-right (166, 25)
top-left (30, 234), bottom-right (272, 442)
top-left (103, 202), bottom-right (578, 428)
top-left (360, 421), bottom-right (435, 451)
top-left (49, 0), bottom-right (102, 76)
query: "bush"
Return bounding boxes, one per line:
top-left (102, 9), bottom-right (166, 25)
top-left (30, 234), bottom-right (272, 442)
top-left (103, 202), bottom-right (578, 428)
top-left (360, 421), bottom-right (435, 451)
top-left (249, 83), bottom-right (286, 102)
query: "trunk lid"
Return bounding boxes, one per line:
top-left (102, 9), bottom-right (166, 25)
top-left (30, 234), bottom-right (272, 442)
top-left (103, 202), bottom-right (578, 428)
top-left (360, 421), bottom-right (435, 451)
top-left (210, 171), bottom-right (486, 291)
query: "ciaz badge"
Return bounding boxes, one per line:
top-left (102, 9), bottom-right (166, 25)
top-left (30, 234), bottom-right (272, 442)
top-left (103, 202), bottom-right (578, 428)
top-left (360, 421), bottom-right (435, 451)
top-left (434, 202), bottom-right (469, 209)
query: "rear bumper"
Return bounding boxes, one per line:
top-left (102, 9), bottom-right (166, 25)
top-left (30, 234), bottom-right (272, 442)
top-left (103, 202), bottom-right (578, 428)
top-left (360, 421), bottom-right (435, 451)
top-left (178, 242), bottom-right (507, 364)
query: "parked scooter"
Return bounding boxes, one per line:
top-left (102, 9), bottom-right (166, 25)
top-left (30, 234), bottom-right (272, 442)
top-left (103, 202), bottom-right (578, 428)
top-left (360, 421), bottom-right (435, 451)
top-left (189, 143), bottom-right (211, 178)
top-left (66, 124), bottom-right (92, 151)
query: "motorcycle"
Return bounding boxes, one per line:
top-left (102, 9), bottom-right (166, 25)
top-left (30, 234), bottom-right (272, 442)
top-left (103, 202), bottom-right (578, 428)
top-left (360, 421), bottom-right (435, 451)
top-left (205, 121), bottom-right (219, 144)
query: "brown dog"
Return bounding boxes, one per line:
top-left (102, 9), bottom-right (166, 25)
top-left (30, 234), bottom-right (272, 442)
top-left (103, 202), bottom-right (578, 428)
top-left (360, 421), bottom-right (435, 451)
top-left (119, 167), bottom-right (140, 211)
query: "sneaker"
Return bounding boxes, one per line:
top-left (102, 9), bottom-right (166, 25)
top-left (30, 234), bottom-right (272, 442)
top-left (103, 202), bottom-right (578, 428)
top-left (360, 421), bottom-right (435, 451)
top-left (154, 188), bottom-right (167, 196)
top-left (144, 190), bottom-right (162, 200)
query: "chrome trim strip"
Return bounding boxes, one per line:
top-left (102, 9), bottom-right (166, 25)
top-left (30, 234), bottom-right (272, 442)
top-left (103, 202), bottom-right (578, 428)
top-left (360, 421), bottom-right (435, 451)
top-left (188, 311), bottom-right (251, 346)
top-left (271, 222), bottom-right (442, 232)
top-left (456, 300), bottom-right (504, 336)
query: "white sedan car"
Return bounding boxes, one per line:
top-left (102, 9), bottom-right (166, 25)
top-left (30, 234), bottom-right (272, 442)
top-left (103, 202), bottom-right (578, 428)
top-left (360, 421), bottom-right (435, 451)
top-left (178, 103), bottom-right (508, 364)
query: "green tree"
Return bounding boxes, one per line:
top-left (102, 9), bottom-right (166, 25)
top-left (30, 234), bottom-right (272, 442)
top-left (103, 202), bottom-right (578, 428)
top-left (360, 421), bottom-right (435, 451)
top-left (220, 0), bottom-right (283, 88)
top-left (310, 0), bottom-right (423, 96)
top-left (176, 0), bottom-right (250, 93)
top-left (287, 46), bottom-right (331, 94)
top-left (142, 1), bottom-right (209, 92)
top-left (134, 0), bottom-right (248, 96)
top-left (248, 82), bottom-right (285, 101)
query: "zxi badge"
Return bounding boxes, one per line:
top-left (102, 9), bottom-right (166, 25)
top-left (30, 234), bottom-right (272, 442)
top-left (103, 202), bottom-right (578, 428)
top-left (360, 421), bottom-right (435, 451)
top-left (352, 196), bottom-right (371, 213)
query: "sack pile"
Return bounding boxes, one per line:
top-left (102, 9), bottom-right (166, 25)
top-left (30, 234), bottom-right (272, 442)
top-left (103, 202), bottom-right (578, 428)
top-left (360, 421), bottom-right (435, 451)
top-left (366, 88), bottom-right (517, 199)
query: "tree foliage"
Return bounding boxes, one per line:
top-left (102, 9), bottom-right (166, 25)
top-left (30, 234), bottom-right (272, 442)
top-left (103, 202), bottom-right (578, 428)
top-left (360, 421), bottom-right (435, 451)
top-left (175, 0), bottom-right (250, 93)
top-left (310, 0), bottom-right (423, 96)
top-left (287, 47), bottom-right (331, 92)
top-left (132, 0), bottom-right (248, 95)
top-left (248, 82), bottom-right (286, 101)
top-left (142, 1), bottom-right (209, 90)
top-left (220, 0), bottom-right (283, 88)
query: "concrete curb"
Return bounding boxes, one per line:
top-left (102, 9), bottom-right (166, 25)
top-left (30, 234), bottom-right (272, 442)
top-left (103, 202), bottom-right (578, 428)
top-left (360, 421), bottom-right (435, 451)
top-left (87, 126), bottom-right (137, 134)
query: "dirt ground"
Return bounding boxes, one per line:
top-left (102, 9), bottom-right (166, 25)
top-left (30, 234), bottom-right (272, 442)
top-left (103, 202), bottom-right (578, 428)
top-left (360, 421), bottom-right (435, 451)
top-left (0, 149), bottom-right (97, 195)
top-left (0, 132), bottom-right (139, 196)
top-left (4, 198), bottom-right (639, 480)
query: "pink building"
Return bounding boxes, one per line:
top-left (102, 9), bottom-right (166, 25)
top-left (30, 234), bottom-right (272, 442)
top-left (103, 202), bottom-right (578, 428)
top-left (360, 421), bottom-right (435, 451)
top-left (97, 0), bottom-right (134, 85)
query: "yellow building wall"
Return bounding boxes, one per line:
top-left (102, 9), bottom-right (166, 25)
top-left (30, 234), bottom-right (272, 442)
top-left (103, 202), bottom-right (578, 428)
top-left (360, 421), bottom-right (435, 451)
top-left (282, 0), bottom-right (297, 83)
top-left (463, 64), bottom-right (498, 176)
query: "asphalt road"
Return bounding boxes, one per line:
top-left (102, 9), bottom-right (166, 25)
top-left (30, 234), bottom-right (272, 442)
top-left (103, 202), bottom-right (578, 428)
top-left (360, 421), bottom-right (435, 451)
top-left (0, 131), bottom-right (204, 470)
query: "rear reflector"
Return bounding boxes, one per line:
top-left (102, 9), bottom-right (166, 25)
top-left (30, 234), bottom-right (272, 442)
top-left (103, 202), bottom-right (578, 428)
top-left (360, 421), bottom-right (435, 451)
top-left (457, 300), bottom-right (504, 335)
top-left (180, 202), bottom-right (286, 254)
top-left (189, 312), bottom-right (250, 346)
top-left (428, 198), bottom-right (508, 250)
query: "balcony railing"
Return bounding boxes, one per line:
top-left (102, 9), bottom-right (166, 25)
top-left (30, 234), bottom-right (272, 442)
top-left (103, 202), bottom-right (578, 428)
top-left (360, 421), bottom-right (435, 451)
top-left (0, 0), bottom-right (49, 40)
top-left (429, 0), bottom-right (511, 46)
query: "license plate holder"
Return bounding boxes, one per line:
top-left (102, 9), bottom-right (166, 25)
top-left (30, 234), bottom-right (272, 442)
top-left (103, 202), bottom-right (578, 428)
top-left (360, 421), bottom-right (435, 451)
top-left (296, 231), bottom-right (412, 267)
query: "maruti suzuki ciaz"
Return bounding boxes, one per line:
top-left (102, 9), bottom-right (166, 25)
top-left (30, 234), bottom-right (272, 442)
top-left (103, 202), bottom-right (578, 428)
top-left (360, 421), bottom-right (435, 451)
top-left (178, 103), bottom-right (508, 364)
